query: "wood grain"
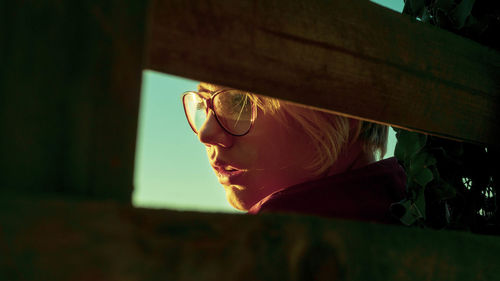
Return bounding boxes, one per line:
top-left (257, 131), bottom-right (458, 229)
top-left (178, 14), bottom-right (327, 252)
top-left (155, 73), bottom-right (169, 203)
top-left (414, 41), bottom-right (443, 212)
top-left (0, 1), bottom-right (148, 200)
top-left (1, 194), bottom-right (499, 281)
top-left (146, 0), bottom-right (500, 146)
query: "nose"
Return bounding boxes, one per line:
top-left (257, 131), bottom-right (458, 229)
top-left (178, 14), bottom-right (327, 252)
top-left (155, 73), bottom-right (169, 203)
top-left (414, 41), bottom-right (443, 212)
top-left (198, 110), bottom-right (233, 148)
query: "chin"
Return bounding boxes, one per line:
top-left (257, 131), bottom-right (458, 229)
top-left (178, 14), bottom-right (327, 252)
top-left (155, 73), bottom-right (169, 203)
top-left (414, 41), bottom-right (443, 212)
top-left (224, 185), bottom-right (255, 211)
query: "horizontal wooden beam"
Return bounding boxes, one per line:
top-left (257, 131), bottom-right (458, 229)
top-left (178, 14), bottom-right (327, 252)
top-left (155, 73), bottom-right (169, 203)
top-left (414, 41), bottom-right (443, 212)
top-left (1, 194), bottom-right (499, 280)
top-left (146, 0), bottom-right (500, 146)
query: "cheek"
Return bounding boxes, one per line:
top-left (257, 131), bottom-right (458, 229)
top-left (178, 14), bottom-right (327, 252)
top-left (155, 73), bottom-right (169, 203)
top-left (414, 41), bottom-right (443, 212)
top-left (243, 132), bottom-right (286, 170)
top-left (245, 135), bottom-right (302, 182)
top-left (235, 112), bottom-right (315, 181)
top-left (232, 122), bottom-right (278, 168)
top-left (256, 126), bottom-right (316, 178)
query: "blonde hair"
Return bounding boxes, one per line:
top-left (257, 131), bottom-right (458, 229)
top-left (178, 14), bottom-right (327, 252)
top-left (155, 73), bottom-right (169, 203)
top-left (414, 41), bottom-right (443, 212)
top-left (247, 93), bottom-right (388, 176)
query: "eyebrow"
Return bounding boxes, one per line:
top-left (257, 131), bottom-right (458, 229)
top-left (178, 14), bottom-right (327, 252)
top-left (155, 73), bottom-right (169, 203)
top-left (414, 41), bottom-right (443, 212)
top-left (198, 82), bottom-right (220, 91)
top-left (197, 84), bottom-right (215, 95)
top-left (197, 84), bottom-right (209, 92)
top-left (198, 84), bottom-right (228, 98)
top-left (197, 88), bottom-right (212, 99)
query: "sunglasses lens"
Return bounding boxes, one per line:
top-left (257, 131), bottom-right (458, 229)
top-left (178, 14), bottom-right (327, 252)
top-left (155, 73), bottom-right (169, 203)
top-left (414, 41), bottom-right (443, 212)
top-left (183, 92), bottom-right (207, 134)
top-left (214, 90), bottom-right (253, 135)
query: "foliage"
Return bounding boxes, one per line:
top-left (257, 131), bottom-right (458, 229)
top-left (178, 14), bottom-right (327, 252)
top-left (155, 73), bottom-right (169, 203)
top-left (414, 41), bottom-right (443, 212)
top-left (391, 129), bottom-right (499, 234)
top-left (390, 0), bottom-right (500, 235)
top-left (392, 131), bottom-right (433, 226)
top-left (403, 0), bottom-right (500, 49)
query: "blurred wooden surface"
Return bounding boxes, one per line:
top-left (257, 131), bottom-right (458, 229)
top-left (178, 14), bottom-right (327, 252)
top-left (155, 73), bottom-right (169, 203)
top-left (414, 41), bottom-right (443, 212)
top-left (1, 194), bottom-right (499, 281)
top-left (0, 1), bottom-right (148, 201)
top-left (147, 0), bottom-right (500, 146)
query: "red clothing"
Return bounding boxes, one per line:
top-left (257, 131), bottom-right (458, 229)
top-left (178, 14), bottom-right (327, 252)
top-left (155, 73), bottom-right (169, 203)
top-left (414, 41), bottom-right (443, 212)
top-left (248, 157), bottom-right (406, 224)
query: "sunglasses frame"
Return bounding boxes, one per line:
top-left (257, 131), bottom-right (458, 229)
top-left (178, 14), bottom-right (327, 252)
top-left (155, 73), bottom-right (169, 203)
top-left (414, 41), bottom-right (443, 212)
top-left (181, 88), bottom-right (257, 136)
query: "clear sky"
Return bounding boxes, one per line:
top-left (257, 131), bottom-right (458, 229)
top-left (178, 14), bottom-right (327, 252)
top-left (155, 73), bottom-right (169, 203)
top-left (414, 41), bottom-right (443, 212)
top-left (132, 0), bottom-right (404, 212)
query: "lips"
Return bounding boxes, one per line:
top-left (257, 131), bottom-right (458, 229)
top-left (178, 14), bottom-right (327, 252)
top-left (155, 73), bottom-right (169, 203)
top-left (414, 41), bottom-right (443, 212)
top-left (211, 161), bottom-right (246, 184)
top-left (212, 164), bottom-right (243, 176)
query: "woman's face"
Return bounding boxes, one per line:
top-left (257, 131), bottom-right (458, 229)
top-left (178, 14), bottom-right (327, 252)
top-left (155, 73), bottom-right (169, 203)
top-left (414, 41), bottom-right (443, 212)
top-left (196, 83), bottom-right (318, 210)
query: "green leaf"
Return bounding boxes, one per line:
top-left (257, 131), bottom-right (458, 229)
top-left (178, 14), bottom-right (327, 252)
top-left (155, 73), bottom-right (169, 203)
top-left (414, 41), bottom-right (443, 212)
top-left (403, 0), bottom-right (426, 18)
top-left (407, 151), bottom-right (435, 188)
top-left (397, 200), bottom-right (417, 226)
top-left (396, 198), bottom-right (425, 226)
top-left (409, 152), bottom-right (437, 173)
top-left (413, 167), bottom-right (434, 187)
top-left (394, 131), bottom-right (427, 163)
top-left (434, 0), bottom-right (456, 11)
top-left (448, 0), bottom-right (475, 29)
top-left (394, 141), bottom-right (405, 163)
top-left (432, 180), bottom-right (457, 200)
top-left (415, 186), bottom-right (426, 220)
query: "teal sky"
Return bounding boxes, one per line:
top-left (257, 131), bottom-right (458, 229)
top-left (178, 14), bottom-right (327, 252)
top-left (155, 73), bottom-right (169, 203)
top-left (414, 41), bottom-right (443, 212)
top-left (132, 0), bottom-right (404, 212)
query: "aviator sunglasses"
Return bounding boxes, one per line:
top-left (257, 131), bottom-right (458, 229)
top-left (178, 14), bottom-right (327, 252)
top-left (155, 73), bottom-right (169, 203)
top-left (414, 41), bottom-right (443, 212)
top-left (182, 89), bottom-right (257, 136)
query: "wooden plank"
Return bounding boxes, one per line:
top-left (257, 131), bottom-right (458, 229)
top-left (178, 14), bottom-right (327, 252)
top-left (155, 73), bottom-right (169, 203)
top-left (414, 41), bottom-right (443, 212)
top-left (146, 0), bottom-right (500, 146)
top-left (0, 1), bottom-right (148, 200)
top-left (1, 193), bottom-right (499, 281)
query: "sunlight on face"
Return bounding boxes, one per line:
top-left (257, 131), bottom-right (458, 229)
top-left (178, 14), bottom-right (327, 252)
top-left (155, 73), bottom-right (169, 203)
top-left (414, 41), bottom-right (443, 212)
top-left (196, 83), bottom-right (319, 210)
